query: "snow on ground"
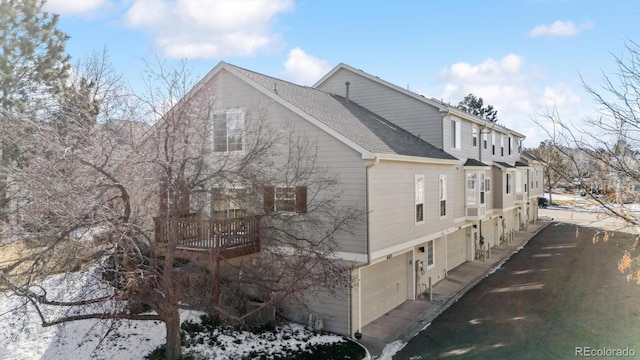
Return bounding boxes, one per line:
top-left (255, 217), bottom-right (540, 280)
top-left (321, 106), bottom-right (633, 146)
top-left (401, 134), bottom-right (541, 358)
top-left (0, 267), bottom-right (349, 360)
top-left (374, 340), bottom-right (406, 360)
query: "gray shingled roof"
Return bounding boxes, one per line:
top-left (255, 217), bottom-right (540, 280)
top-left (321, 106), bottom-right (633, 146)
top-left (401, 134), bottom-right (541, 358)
top-left (464, 158), bottom-right (490, 167)
top-left (229, 64), bottom-right (457, 160)
top-left (495, 161), bottom-right (516, 169)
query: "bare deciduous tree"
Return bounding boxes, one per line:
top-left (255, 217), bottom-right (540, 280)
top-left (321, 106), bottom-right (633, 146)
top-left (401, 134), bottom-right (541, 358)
top-left (0, 59), bottom-right (362, 359)
top-left (533, 40), bottom-right (640, 285)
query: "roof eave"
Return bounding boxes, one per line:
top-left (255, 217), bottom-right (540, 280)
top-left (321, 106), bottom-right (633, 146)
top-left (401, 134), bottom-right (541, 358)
top-left (373, 153), bottom-right (461, 165)
top-left (222, 64), bottom-right (376, 160)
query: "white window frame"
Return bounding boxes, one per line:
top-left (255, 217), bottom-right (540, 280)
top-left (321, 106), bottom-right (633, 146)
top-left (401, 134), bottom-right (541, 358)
top-left (515, 171), bottom-right (523, 194)
top-left (450, 119), bottom-right (460, 150)
top-left (426, 239), bottom-right (435, 269)
top-left (506, 173), bottom-right (512, 194)
top-left (492, 132), bottom-right (496, 155)
top-left (483, 132), bottom-right (488, 150)
top-left (508, 136), bottom-right (512, 155)
top-left (439, 174), bottom-right (447, 218)
top-left (415, 174), bottom-right (425, 224)
top-left (480, 173), bottom-right (486, 205)
top-left (472, 125), bottom-right (478, 148)
top-left (500, 134), bottom-right (504, 156)
top-left (485, 177), bottom-right (492, 192)
top-left (213, 109), bottom-right (245, 153)
top-left (274, 186), bottom-right (296, 213)
top-left (466, 173), bottom-right (477, 206)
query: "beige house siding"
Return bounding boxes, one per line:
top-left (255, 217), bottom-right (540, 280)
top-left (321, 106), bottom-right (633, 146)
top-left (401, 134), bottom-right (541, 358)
top-left (281, 286), bottom-right (350, 335)
top-left (367, 160), bottom-right (463, 258)
top-left (315, 68), bottom-right (443, 148)
top-left (212, 69), bottom-right (368, 255)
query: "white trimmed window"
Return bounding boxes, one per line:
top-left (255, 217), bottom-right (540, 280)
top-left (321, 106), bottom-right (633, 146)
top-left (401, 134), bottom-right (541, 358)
top-left (492, 132), bottom-right (496, 155)
top-left (516, 171), bottom-right (523, 194)
top-left (427, 240), bottom-right (435, 269)
top-left (472, 125), bottom-right (478, 147)
top-left (415, 174), bottom-right (424, 224)
top-left (506, 173), bottom-right (512, 194)
top-left (213, 109), bottom-right (244, 152)
top-left (483, 132), bottom-right (488, 149)
top-left (466, 173), bottom-right (477, 206)
top-left (500, 134), bottom-right (504, 156)
top-left (439, 175), bottom-right (447, 217)
top-left (264, 186), bottom-right (307, 214)
top-left (485, 177), bottom-right (492, 192)
top-left (508, 136), bottom-right (512, 155)
top-left (480, 173), bottom-right (486, 204)
top-left (450, 119), bottom-right (460, 149)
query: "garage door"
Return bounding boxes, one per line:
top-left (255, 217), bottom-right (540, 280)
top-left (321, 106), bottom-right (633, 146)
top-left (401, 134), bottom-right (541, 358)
top-left (482, 219), bottom-right (495, 248)
top-left (448, 230), bottom-right (467, 269)
top-left (360, 252), bottom-right (409, 326)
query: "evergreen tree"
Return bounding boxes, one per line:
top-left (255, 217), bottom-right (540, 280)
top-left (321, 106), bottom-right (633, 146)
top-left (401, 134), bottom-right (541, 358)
top-left (457, 93), bottom-right (498, 122)
top-left (0, 0), bottom-right (71, 220)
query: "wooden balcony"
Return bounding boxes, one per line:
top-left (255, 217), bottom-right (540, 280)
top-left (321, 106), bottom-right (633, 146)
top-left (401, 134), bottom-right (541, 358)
top-left (153, 215), bottom-right (260, 259)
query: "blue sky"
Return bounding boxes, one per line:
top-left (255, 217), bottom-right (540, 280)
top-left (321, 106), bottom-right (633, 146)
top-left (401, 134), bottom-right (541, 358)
top-left (43, 0), bottom-right (640, 148)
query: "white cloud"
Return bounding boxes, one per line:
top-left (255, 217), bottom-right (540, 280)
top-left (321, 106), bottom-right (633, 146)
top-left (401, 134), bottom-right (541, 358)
top-left (44, 0), bottom-right (107, 15)
top-left (527, 20), bottom-right (594, 38)
top-left (282, 48), bottom-right (332, 85)
top-left (438, 54), bottom-right (584, 148)
top-left (124, 0), bottom-right (293, 58)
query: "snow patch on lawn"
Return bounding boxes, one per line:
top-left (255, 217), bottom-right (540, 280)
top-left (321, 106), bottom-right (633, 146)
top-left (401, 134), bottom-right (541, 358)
top-left (0, 268), bottom-right (348, 359)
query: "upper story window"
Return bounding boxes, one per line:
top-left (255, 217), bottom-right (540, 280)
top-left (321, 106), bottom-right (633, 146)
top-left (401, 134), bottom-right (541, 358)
top-left (508, 136), bottom-right (512, 155)
top-left (500, 134), bottom-right (504, 156)
top-left (472, 125), bottom-right (478, 147)
top-left (264, 186), bottom-right (307, 214)
top-left (483, 132), bottom-right (488, 150)
top-left (450, 119), bottom-right (460, 150)
top-left (415, 174), bottom-right (424, 224)
top-left (485, 177), bottom-right (492, 192)
top-left (480, 173), bottom-right (486, 204)
top-left (506, 173), bottom-right (512, 194)
top-left (492, 132), bottom-right (496, 155)
top-left (213, 109), bottom-right (244, 152)
top-left (439, 175), bottom-right (447, 217)
top-left (466, 173), bottom-right (477, 206)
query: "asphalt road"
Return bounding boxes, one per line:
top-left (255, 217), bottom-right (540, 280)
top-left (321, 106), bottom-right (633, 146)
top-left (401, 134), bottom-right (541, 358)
top-left (393, 217), bottom-right (640, 359)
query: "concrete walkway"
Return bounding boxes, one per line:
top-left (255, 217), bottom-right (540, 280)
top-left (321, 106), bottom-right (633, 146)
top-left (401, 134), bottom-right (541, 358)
top-left (358, 218), bottom-right (552, 357)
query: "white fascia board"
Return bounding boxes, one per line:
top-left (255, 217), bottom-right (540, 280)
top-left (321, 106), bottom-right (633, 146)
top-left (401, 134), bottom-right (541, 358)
top-left (493, 162), bottom-right (518, 171)
top-left (373, 153), bottom-right (461, 165)
top-left (370, 234), bottom-right (440, 261)
top-left (464, 165), bottom-right (491, 170)
top-left (222, 64), bottom-right (375, 160)
top-left (334, 251), bottom-right (369, 263)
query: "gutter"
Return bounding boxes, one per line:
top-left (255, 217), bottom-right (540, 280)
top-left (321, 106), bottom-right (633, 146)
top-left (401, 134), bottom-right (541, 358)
top-left (351, 156), bottom-right (379, 340)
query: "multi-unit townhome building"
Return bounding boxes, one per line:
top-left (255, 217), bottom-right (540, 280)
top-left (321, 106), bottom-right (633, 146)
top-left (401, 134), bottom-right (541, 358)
top-left (152, 61), bottom-right (545, 339)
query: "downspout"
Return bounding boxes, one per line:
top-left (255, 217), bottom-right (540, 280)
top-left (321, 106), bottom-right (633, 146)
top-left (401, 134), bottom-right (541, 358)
top-left (478, 125), bottom-right (487, 253)
top-left (352, 155), bottom-right (379, 339)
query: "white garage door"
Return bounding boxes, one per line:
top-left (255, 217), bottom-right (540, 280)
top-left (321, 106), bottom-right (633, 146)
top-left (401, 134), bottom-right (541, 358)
top-left (482, 219), bottom-right (495, 248)
top-left (448, 230), bottom-right (467, 269)
top-left (360, 252), bottom-right (409, 326)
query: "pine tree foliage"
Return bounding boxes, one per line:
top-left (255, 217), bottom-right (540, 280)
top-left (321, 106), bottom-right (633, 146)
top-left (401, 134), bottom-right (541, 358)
top-left (0, 0), bottom-right (71, 113)
top-left (457, 93), bottom-right (498, 122)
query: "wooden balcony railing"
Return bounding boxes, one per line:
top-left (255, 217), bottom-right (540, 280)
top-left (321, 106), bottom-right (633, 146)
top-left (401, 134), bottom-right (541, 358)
top-left (153, 215), bottom-right (260, 251)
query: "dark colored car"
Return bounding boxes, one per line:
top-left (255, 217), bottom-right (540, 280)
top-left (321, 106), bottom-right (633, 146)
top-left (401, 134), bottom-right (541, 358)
top-left (538, 197), bottom-right (549, 208)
